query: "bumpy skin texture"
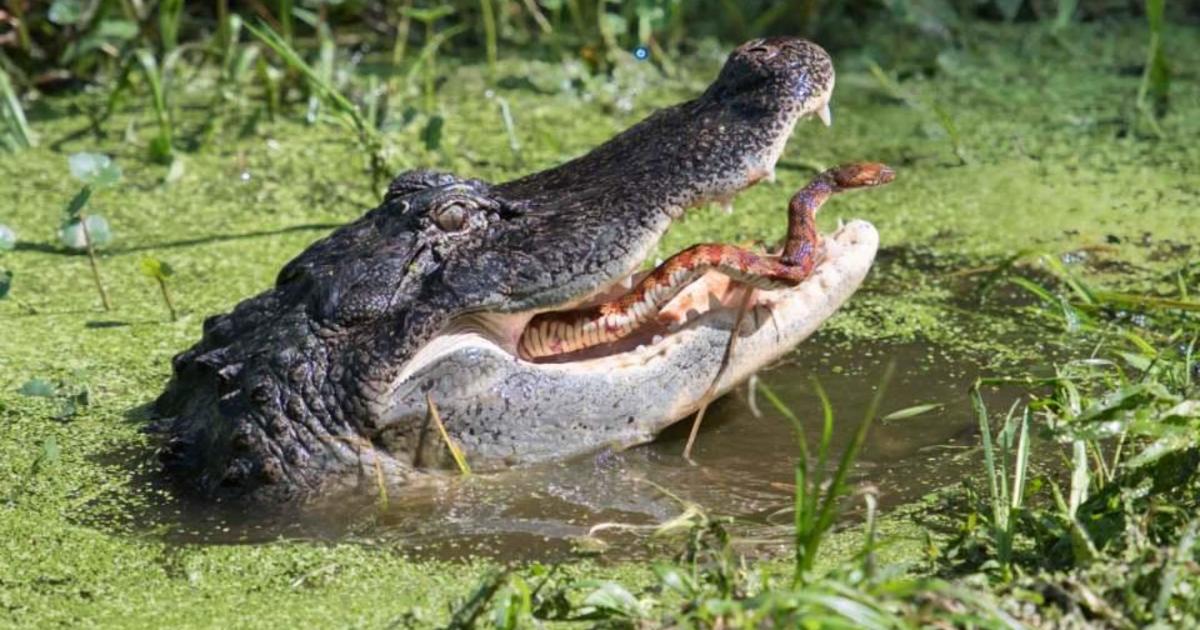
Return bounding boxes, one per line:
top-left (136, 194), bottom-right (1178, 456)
top-left (154, 38), bottom-right (837, 502)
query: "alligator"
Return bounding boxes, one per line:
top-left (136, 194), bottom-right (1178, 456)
top-left (153, 37), bottom-right (893, 503)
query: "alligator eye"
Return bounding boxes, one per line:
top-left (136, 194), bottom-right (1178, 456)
top-left (433, 202), bottom-right (468, 231)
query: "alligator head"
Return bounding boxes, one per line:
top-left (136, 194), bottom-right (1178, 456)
top-left (154, 37), bottom-right (880, 502)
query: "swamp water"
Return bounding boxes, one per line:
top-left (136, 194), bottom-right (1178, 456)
top-left (151, 341), bottom-right (1002, 562)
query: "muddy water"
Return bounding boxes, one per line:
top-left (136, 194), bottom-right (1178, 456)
top-left (158, 341), bottom-right (998, 561)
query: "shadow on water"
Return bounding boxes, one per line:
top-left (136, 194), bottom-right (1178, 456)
top-left (119, 340), bottom-right (1021, 563)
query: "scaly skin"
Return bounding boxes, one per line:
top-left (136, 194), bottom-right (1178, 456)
top-left (154, 38), bottom-right (848, 503)
top-left (518, 163), bottom-right (895, 359)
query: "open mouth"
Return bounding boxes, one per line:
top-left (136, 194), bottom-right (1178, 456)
top-left (395, 123), bottom-right (894, 386)
top-left (395, 157), bottom-right (894, 389)
top-left (405, 218), bottom-right (877, 373)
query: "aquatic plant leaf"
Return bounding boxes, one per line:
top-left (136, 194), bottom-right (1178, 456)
top-left (32, 437), bottom-right (60, 474)
top-left (139, 257), bottom-right (175, 280)
top-left (48, 0), bottom-right (85, 25)
top-left (882, 402), bottom-right (943, 421)
top-left (578, 581), bottom-right (643, 618)
top-left (68, 153), bottom-right (122, 186)
top-left (1075, 382), bottom-right (1176, 424)
top-left (66, 20), bottom-right (140, 63)
top-left (652, 564), bottom-right (697, 597)
top-left (0, 224), bottom-right (15, 251)
top-left (59, 215), bottom-right (113, 250)
top-left (63, 186), bottom-right (92, 220)
top-left (1126, 433), bottom-right (1194, 470)
top-left (93, 19), bottom-right (139, 40)
top-left (399, 6), bottom-right (456, 22)
top-left (18, 379), bottom-right (56, 398)
top-left (55, 398), bottom-right (81, 421)
top-left (1163, 400), bottom-right (1200, 420)
top-left (489, 577), bottom-right (532, 630)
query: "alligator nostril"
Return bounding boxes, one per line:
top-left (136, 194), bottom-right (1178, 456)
top-left (748, 44), bottom-right (777, 60)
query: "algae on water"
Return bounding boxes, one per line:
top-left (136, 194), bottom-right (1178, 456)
top-left (1, 20), bottom-right (1198, 627)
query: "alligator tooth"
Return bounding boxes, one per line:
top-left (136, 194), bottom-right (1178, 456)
top-left (720, 199), bottom-right (734, 214)
top-left (620, 275), bottom-right (634, 289)
top-left (765, 168), bottom-right (777, 184)
top-left (817, 102), bottom-right (832, 127)
top-left (652, 334), bottom-right (663, 345)
top-left (837, 217), bottom-right (845, 229)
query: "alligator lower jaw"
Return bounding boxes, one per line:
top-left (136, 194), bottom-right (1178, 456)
top-left (397, 221), bottom-right (879, 388)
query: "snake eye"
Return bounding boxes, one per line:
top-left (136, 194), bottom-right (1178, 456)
top-left (433, 202), bottom-right (468, 232)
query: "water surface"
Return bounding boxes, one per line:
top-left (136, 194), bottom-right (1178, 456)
top-left (158, 341), bottom-right (999, 561)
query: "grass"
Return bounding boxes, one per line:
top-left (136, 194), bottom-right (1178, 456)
top-left (244, 19), bottom-right (390, 190)
top-left (970, 387), bottom-right (1031, 580)
top-left (759, 369), bottom-right (890, 582)
top-left (0, 69), bottom-right (35, 151)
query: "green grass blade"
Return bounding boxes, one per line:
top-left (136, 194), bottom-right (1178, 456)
top-left (0, 70), bottom-right (35, 150)
top-left (757, 380), bottom-right (809, 463)
top-left (814, 376), bottom-right (834, 479)
top-left (1068, 440), bottom-right (1089, 516)
top-left (812, 362), bottom-right (892, 551)
top-left (1010, 407), bottom-right (1031, 510)
top-left (971, 385), bottom-right (1004, 530)
top-left (881, 402), bottom-right (943, 422)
